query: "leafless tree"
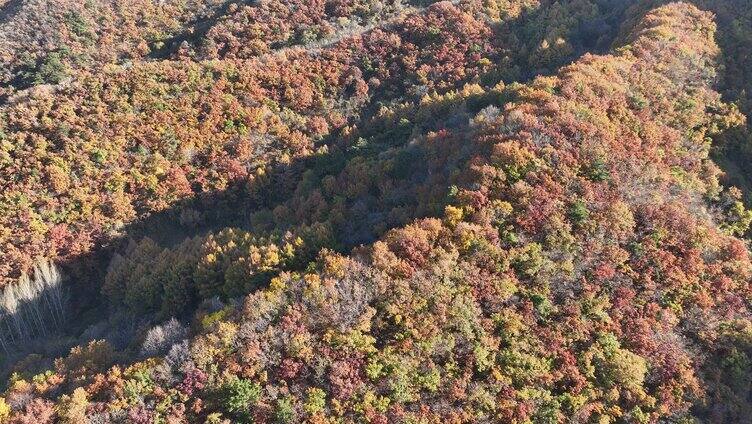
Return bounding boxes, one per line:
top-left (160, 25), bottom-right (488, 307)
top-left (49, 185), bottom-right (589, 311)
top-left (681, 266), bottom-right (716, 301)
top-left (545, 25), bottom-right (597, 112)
top-left (0, 258), bottom-right (67, 352)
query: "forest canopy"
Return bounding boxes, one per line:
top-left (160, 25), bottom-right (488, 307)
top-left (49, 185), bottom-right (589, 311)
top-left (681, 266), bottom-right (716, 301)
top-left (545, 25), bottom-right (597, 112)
top-left (0, 0), bottom-right (751, 423)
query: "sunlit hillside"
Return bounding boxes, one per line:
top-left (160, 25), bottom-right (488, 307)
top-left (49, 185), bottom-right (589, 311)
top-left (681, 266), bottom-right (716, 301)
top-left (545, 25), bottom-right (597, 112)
top-left (0, 1), bottom-right (750, 422)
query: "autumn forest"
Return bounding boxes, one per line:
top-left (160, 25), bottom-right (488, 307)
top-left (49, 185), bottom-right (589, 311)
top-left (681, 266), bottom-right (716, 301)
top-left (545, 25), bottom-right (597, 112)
top-left (0, 0), bottom-right (751, 422)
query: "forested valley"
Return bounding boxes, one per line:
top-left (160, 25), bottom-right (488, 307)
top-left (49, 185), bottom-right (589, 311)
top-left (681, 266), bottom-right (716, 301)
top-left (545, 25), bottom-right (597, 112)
top-left (0, 0), bottom-right (751, 422)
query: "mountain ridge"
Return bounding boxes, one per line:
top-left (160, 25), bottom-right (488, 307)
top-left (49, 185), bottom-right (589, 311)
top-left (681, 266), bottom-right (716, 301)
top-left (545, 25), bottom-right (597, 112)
top-left (0, 0), bottom-right (750, 422)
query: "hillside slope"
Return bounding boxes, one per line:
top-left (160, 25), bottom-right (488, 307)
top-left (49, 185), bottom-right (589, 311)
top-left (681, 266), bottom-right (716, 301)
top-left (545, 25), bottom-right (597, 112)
top-left (0, 0), bottom-right (751, 423)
